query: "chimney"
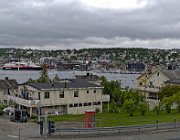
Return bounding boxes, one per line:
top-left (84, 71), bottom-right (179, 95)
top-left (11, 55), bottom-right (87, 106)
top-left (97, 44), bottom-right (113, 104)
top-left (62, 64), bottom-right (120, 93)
top-left (5, 77), bottom-right (8, 80)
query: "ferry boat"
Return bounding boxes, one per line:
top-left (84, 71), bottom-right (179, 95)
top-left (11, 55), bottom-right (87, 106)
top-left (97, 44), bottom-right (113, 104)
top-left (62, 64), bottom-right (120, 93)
top-left (1, 61), bottom-right (42, 70)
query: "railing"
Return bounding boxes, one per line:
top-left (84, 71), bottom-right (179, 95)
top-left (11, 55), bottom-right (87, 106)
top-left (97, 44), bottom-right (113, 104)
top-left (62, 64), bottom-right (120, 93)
top-left (138, 86), bottom-right (160, 93)
top-left (53, 121), bottom-right (180, 137)
top-left (7, 95), bottom-right (40, 107)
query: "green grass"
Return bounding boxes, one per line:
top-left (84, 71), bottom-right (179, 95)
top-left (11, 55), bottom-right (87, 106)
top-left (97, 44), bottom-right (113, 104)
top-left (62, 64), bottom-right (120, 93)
top-left (48, 109), bottom-right (180, 127)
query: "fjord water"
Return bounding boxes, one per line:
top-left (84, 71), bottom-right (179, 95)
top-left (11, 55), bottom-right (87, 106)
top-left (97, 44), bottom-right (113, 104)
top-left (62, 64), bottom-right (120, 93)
top-left (0, 70), bottom-right (140, 89)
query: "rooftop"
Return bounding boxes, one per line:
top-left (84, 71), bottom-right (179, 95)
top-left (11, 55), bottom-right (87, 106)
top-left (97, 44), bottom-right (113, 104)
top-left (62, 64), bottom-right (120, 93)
top-left (29, 79), bottom-right (102, 90)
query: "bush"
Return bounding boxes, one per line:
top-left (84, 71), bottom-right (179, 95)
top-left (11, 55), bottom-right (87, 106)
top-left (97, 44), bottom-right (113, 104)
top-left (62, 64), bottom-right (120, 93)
top-left (0, 104), bottom-right (8, 110)
top-left (138, 101), bottom-right (148, 115)
top-left (123, 99), bottom-right (136, 116)
top-left (109, 100), bottom-right (119, 113)
top-left (96, 108), bottom-right (101, 113)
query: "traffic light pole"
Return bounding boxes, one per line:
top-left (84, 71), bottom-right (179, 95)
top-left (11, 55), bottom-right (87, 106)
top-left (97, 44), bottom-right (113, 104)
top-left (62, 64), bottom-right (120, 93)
top-left (44, 114), bottom-right (48, 140)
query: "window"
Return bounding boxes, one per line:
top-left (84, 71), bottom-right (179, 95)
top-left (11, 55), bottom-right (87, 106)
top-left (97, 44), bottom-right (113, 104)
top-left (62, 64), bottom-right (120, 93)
top-left (93, 102), bottom-right (97, 105)
top-left (4, 100), bottom-right (7, 104)
top-left (44, 92), bottom-right (49, 99)
top-left (93, 90), bottom-right (96, 93)
top-left (74, 103), bottom-right (78, 107)
top-left (88, 102), bottom-right (91, 106)
top-left (38, 92), bottom-right (41, 100)
top-left (83, 103), bottom-right (88, 106)
top-left (87, 90), bottom-right (89, 94)
top-left (157, 72), bottom-right (160, 76)
top-left (74, 91), bottom-right (79, 97)
top-left (79, 103), bottom-right (82, 107)
top-left (69, 104), bottom-right (73, 107)
top-left (139, 82), bottom-right (142, 86)
top-left (59, 91), bottom-right (64, 98)
top-left (149, 81), bottom-right (153, 87)
top-left (97, 102), bottom-right (101, 105)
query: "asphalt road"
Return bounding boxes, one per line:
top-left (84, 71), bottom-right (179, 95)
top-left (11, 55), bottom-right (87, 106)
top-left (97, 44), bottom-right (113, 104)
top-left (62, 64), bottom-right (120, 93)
top-left (1, 115), bottom-right (180, 140)
top-left (0, 130), bottom-right (180, 140)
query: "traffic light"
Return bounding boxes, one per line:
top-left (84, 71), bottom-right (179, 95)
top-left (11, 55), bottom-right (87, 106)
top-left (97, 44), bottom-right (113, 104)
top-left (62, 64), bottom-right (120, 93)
top-left (48, 121), bottom-right (55, 134)
top-left (39, 121), bottom-right (43, 136)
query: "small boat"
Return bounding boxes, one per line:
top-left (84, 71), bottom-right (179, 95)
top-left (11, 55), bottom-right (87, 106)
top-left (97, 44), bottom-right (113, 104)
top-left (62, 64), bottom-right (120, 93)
top-left (1, 61), bottom-right (42, 70)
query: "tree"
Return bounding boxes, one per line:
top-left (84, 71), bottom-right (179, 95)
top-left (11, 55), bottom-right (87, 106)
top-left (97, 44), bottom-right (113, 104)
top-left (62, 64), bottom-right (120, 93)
top-left (38, 65), bottom-right (51, 83)
top-left (27, 65), bottom-right (51, 83)
top-left (158, 85), bottom-right (180, 100)
top-left (138, 101), bottom-right (148, 115)
top-left (123, 99), bottom-right (136, 116)
top-left (109, 100), bottom-right (119, 113)
top-left (153, 102), bottom-right (161, 115)
top-left (162, 96), bottom-right (173, 114)
top-left (173, 92), bottom-right (180, 113)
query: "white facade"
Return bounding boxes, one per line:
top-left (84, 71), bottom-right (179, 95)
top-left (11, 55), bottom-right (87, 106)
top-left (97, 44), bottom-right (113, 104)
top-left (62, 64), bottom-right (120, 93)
top-left (14, 81), bottom-right (104, 116)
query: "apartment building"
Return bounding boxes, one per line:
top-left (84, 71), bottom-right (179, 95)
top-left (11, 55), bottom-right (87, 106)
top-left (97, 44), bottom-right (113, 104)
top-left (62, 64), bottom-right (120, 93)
top-left (8, 79), bottom-right (104, 117)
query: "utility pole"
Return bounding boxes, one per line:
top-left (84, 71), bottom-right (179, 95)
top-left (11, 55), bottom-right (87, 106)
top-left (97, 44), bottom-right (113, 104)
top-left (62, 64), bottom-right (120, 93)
top-left (18, 129), bottom-right (20, 140)
top-left (44, 114), bottom-right (48, 140)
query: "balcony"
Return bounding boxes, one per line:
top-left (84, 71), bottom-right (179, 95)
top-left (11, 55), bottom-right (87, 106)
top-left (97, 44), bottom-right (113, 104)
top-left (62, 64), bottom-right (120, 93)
top-left (138, 86), bottom-right (160, 93)
top-left (7, 95), bottom-right (40, 108)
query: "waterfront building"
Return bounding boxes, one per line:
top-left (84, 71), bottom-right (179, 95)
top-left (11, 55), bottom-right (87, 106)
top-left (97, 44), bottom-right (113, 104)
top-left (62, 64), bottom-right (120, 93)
top-left (0, 77), bottom-right (18, 104)
top-left (137, 66), bottom-right (180, 110)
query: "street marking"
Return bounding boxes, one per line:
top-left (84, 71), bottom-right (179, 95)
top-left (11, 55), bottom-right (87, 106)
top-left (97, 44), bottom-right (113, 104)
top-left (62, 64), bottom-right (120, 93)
top-left (7, 135), bottom-right (18, 138)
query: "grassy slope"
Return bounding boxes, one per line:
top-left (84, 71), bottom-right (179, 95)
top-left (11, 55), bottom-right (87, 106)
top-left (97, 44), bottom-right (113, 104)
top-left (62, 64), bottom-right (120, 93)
top-left (49, 110), bottom-right (180, 127)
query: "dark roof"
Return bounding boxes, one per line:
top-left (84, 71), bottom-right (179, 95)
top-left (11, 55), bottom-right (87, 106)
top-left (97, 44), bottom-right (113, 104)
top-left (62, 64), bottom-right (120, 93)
top-left (165, 79), bottom-right (180, 84)
top-left (29, 79), bottom-right (102, 90)
top-left (0, 79), bottom-right (18, 90)
top-left (75, 74), bottom-right (99, 81)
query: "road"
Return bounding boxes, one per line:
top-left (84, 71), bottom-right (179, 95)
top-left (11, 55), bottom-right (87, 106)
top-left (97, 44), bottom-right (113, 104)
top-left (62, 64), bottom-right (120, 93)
top-left (1, 115), bottom-right (180, 140)
top-left (0, 130), bottom-right (180, 140)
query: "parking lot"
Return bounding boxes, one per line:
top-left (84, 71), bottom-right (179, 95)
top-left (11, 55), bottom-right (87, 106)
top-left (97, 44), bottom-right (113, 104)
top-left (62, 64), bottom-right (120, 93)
top-left (0, 114), bottom-right (40, 139)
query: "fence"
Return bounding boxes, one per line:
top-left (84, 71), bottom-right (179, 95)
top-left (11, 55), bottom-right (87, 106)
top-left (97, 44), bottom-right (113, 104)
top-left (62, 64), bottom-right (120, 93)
top-left (52, 118), bottom-right (180, 138)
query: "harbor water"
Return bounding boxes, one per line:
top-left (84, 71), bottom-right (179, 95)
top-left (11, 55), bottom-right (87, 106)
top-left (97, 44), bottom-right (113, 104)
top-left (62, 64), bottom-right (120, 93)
top-left (0, 70), bottom-right (140, 89)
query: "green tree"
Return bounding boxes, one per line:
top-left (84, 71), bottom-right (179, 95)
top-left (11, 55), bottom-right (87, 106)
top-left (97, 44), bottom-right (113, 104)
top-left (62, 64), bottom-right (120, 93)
top-left (138, 101), bottom-right (148, 115)
top-left (37, 65), bottom-right (51, 83)
top-left (109, 100), bottom-right (119, 113)
top-left (158, 85), bottom-right (180, 100)
top-left (153, 102), bottom-right (161, 115)
top-left (123, 99), bottom-right (136, 116)
top-left (173, 92), bottom-right (180, 113)
top-left (27, 65), bottom-right (51, 83)
top-left (162, 96), bottom-right (173, 114)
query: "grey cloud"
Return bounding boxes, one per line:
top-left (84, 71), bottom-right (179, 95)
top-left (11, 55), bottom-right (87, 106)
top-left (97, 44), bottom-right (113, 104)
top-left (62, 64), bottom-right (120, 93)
top-left (0, 0), bottom-right (180, 49)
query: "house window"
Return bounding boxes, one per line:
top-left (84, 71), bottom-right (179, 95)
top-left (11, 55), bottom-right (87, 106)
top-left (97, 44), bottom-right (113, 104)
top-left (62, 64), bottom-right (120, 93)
top-left (157, 72), bottom-right (160, 76)
top-left (74, 103), bottom-right (78, 107)
top-left (69, 104), bottom-right (73, 107)
top-left (93, 90), bottom-right (96, 93)
top-left (149, 81), bottom-right (153, 87)
top-left (83, 103), bottom-right (88, 106)
top-left (59, 91), bottom-right (64, 98)
top-left (139, 82), bottom-right (142, 86)
top-left (79, 103), bottom-right (82, 107)
top-left (93, 102), bottom-right (97, 105)
top-left (38, 92), bottom-right (41, 100)
top-left (88, 102), bottom-right (91, 106)
top-left (97, 102), bottom-right (101, 105)
top-left (4, 100), bottom-right (7, 104)
top-left (87, 90), bottom-right (89, 94)
top-left (74, 91), bottom-right (79, 97)
top-left (44, 91), bottom-right (49, 99)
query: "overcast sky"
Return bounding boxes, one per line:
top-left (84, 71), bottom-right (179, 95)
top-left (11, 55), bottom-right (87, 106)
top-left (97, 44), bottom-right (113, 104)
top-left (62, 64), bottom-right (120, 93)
top-left (0, 0), bottom-right (180, 50)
